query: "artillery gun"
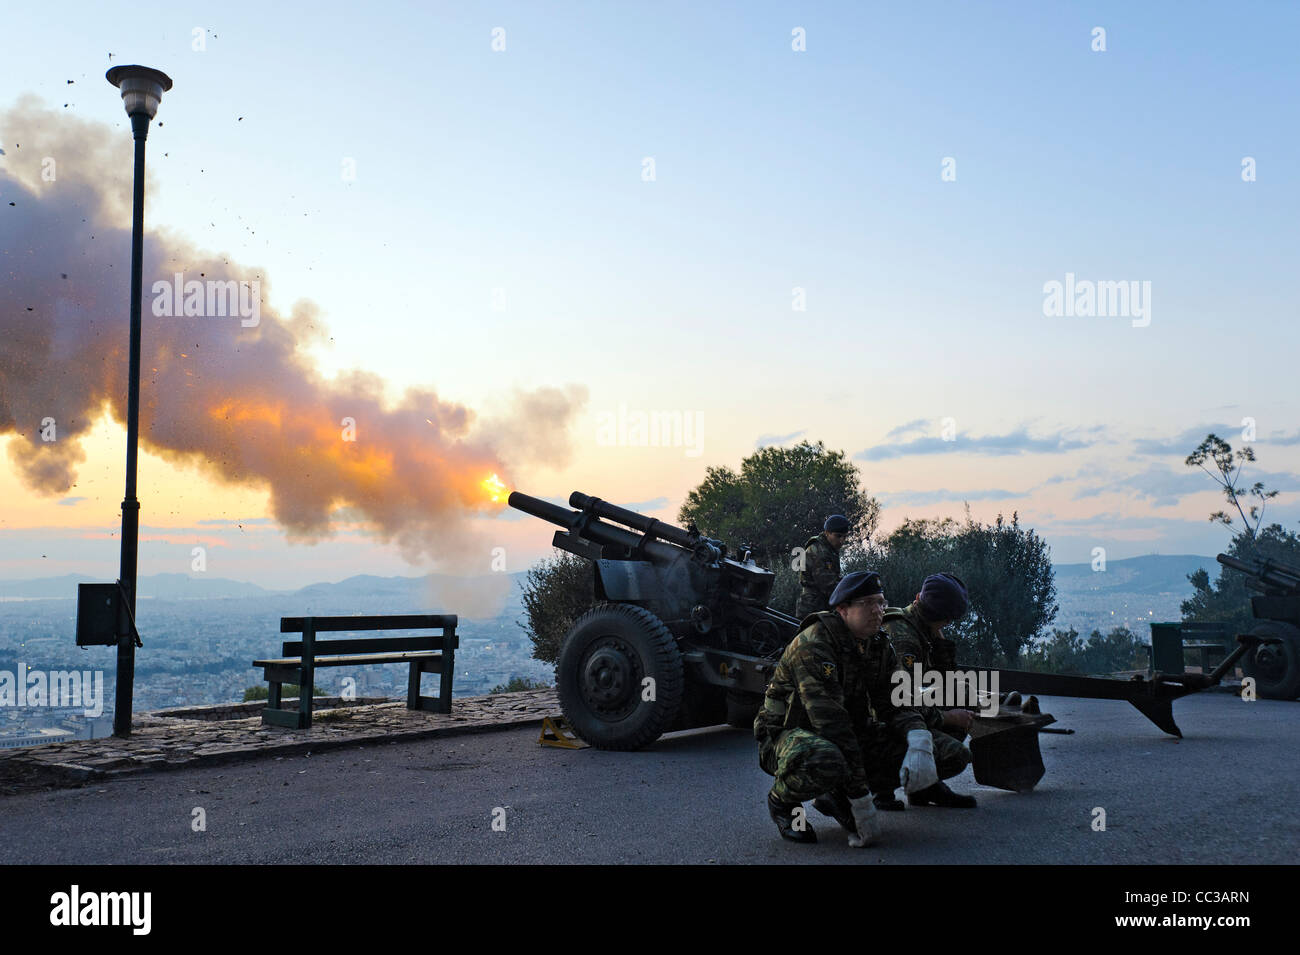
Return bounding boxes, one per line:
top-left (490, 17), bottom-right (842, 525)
top-left (1216, 552), bottom-right (1300, 699)
top-left (509, 490), bottom-right (800, 749)
top-left (510, 490), bottom-right (1273, 792)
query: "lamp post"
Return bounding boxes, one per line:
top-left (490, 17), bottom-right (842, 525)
top-left (105, 65), bottom-right (172, 737)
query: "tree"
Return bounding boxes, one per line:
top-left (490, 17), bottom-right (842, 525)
top-left (959, 512), bottom-right (1058, 664)
top-left (853, 516), bottom-right (963, 609)
top-left (1022, 626), bottom-right (1147, 675)
top-left (1078, 625), bottom-right (1147, 674)
top-left (490, 676), bottom-right (552, 693)
top-left (848, 510), bottom-right (1058, 666)
top-left (1181, 433), bottom-right (1298, 631)
top-left (1185, 433), bottom-right (1278, 547)
top-left (677, 440), bottom-right (880, 567)
top-left (519, 550), bottom-right (596, 664)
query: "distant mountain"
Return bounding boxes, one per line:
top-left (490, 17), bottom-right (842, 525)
top-left (0, 573), bottom-right (281, 600)
top-left (1052, 555), bottom-right (1216, 596)
top-left (292, 574), bottom-right (427, 600)
top-left (0, 558), bottom-right (1218, 636)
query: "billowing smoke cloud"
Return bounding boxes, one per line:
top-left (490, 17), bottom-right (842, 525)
top-left (0, 96), bottom-right (586, 561)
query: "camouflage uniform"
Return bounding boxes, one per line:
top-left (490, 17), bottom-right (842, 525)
top-left (876, 601), bottom-right (972, 786)
top-left (795, 533), bottom-right (842, 619)
top-left (883, 602), bottom-right (957, 732)
top-left (755, 611), bottom-right (933, 803)
top-left (885, 601), bottom-right (959, 674)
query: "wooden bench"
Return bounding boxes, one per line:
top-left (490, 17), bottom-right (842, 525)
top-left (253, 614), bottom-right (458, 729)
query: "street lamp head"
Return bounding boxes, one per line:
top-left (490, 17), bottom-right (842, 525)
top-left (105, 65), bottom-right (173, 119)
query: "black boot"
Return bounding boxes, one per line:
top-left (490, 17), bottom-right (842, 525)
top-left (907, 781), bottom-right (977, 808)
top-left (812, 791), bottom-right (858, 835)
top-left (768, 792), bottom-right (817, 843)
top-left (873, 791), bottom-right (906, 811)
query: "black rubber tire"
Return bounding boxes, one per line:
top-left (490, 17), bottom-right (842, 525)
top-left (725, 689), bottom-right (763, 729)
top-left (1239, 620), bottom-right (1300, 700)
top-left (556, 603), bottom-right (684, 750)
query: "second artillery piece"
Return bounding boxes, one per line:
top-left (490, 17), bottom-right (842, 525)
top-left (509, 490), bottom-right (800, 750)
top-left (1216, 551), bottom-right (1300, 699)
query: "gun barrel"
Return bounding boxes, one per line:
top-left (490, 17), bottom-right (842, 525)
top-left (1217, 552), bottom-right (1300, 593)
top-left (568, 492), bottom-right (697, 550)
top-left (508, 491), bottom-right (685, 563)
top-left (1216, 554), bottom-right (1254, 575)
top-left (507, 491), bottom-right (582, 531)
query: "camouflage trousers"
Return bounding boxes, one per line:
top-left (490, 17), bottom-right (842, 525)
top-left (794, 591), bottom-right (830, 619)
top-left (864, 726), bottom-right (970, 797)
top-left (759, 728), bottom-right (867, 804)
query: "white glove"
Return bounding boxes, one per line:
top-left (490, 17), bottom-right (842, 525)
top-left (899, 729), bottom-right (938, 793)
top-left (846, 794), bottom-right (880, 848)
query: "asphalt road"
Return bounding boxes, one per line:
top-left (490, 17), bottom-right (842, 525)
top-left (1, 692), bottom-right (1294, 864)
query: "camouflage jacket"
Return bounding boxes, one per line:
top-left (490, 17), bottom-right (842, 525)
top-left (795, 533), bottom-right (841, 617)
top-left (755, 611), bottom-right (925, 796)
top-left (884, 601), bottom-right (959, 730)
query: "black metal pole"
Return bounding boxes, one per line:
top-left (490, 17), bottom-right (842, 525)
top-left (114, 111), bottom-right (150, 737)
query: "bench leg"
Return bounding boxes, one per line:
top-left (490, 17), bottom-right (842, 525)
top-left (407, 661), bottom-right (421, 710)
top-left (268, 680), bottom-right (281, 708)
top-left (439, 649), bottom-right (454, 713)
top-left (299, 620), bottom-right (315, 729)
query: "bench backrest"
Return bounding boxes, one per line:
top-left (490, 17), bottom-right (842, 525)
top-left (279, 614), bottom-right (459, 657)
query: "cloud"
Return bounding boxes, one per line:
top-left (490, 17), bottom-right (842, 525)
top-left (877, 488), bottom-right (1023, 507)
top-left (1071, 465), bottom-right (1300, 507)
top-left (1131, 424), bottom-right (1235, 457)
top-left (857, 427), bottom-right (1094, 462)
top-left (1041, 463), bottom-right (1112, 487)
top-left (1264, 430), bottom-right (1300, 446)
top-left (754, 430), bottom-right (806, 448)
top-left (884, 418), bottom-right (929, 440)
top-left (56, 496), bottom-right (86, 506)
top-left (1098, 467), bottom-right (1216, 507)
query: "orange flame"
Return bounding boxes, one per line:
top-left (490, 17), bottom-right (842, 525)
top-left (481, 473), bottom-right (509, 504)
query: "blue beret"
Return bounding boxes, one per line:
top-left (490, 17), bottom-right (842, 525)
top-left (829, 570), bottom-right (882, 608)
top-left (919, 573), bottom-right (968, 621)
top-left (824, 514), bottom-right (850, 534)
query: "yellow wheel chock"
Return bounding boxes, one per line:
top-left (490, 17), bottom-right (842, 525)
top-left (538, 715), bottom-right (587, 749)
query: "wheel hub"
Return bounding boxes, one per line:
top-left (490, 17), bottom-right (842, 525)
top-left (580, 637), bottom-right (643, 716)
top-left (1255, 644), bottom-right (1286, 680)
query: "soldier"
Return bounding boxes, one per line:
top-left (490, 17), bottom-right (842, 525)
top-left (795, 515), bottom-right (849, 618)
top-left (754, 571), bottom-right (942, 846)
top-left (877, 572), bottom-right (979, 809)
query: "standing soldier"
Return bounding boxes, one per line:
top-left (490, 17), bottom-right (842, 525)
top-left (879, 572), bottom-right (978, 809)
top-left (754, 571), bottom-right (943, 846)
top-left (795, 515), bottom-right (849, 618)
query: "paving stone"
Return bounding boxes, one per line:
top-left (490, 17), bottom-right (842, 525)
top-left (0, 689), bottom-right (560, 796)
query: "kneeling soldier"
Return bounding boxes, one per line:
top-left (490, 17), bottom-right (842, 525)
top-left (877, 572), bottom-right (978, 809)
top-left (754, 571), bottom-right (938, 846)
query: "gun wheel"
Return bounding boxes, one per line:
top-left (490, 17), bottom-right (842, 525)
top-left (557, 603), bottom-right (684, 750)
top-left (1242, 621), bottom-right (1300, 700)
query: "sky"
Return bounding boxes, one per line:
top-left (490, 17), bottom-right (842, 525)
top-left (1, 1), bottom-right (1298, 590)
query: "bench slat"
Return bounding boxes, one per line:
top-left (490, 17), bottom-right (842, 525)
top-left (254, 651), bottom-right (445, 670)
top-left (280, 614), bottom-right (457, 633)
top-left (279, 635), bottom-right (454, 656)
